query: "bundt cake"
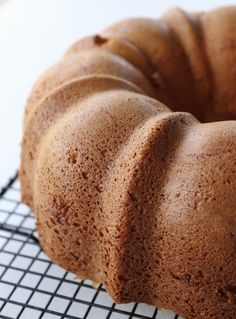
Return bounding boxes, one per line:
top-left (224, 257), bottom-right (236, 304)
top-left (20, 6), bottom-right (236, 319)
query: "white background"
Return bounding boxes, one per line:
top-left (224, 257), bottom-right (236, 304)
top-left (0, 0), bottom-right (234, 189)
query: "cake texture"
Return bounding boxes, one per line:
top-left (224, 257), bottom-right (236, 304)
top-left (20, 6), bottom-right (236, 319)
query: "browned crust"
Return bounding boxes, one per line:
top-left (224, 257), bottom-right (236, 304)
top-left (20, 6), bottom-right (236, 319)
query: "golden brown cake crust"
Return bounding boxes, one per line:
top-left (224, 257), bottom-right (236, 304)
top-left (20, 6), bottom-right (236, 319)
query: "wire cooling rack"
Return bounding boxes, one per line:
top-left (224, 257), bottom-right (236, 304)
top-left (0, 174), bottom-right (183, 319)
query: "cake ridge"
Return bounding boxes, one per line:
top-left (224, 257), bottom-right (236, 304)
top-left (101, 111), bottom-right (198, 303)
top-left (22, 75), bottom-right (143, 208)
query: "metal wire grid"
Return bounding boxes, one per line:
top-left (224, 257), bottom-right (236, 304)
top-left (0, 174), bottom-right (182, 319)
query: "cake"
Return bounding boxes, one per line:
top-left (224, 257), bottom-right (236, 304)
top-left (20, 6), bottom-right (236, 319)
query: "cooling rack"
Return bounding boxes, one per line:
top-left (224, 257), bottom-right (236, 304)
top-left (0, 174), bottom-right (183, 319)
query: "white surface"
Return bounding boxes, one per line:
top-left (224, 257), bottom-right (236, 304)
top-left (0, 0), bottom-right (234, 188)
